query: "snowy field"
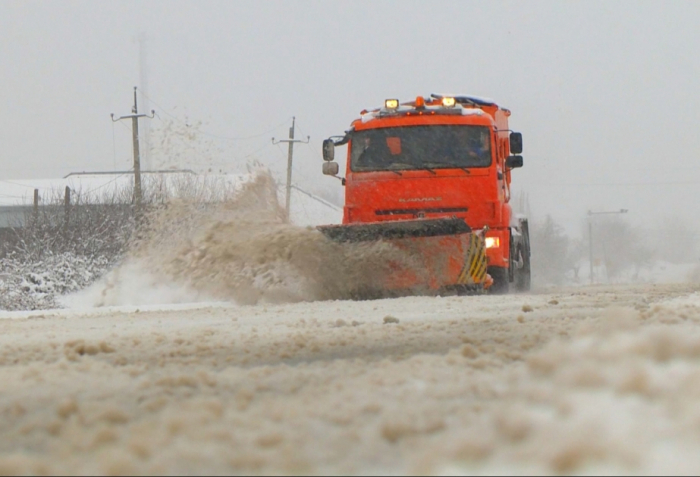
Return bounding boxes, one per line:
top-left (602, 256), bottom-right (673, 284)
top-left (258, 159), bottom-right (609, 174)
top-left (2, 283), bottom-right (700, 474)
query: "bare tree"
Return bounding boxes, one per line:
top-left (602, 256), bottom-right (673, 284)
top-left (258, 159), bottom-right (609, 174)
top-left (647, 216), bottom-right (698, 264)
top-left (590, 215), bottom-right (652, 280)
top-left (530, 215), bottom-right (572, 285)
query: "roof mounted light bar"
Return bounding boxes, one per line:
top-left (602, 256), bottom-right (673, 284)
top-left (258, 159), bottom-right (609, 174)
top-left (431, 93), bottom-right (497, 107)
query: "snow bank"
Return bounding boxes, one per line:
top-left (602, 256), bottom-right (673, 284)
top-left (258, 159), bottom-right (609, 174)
top-left (0, 253), bottom-right (113, 310)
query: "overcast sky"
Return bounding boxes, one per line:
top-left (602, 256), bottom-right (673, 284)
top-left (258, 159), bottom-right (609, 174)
top-left (1, 0), bottom-right (699, 234)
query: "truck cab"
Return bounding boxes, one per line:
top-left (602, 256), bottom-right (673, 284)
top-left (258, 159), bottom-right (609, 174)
top-left (322, 94), bottom-right (530, 293)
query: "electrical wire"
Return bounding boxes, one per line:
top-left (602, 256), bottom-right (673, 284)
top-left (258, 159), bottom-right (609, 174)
top-left (290, 184), bottom-right (342, 210)
top-left (0, 173), bottom-right (134, 202)
top-left (530, 181), bottom-right (700, 187)
top-left (116, 120), bottom-right (132, 132)
top-left (141, 91), bottom-right (291, 142)
top-left (79, 170), bottom-right (135, 195)
top-left (173, 142), bottom-right (273, 171)
top-left (272, 143), bottom-right (312, 185)
top-left (233, 142), bottom-right (273, 163)
top-left (0, 180), bottom-right (41, 189)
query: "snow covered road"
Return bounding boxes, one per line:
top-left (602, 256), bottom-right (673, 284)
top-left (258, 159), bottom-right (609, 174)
top-left (2, 284), bottom-right (700, 474)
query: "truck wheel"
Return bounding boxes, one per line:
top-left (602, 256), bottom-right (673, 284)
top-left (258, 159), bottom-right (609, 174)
top-left (514, 246), bottom-right (531, 292)
top-left (488, 266), bottom-right (509, 294)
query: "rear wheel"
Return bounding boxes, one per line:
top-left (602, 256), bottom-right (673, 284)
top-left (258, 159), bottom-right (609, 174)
top-left (514, 246), bottom-right (531, 292)
top-left (488, 266), bottom-right (509, 294)
top-left (513, 220), bottom-right (532, 292)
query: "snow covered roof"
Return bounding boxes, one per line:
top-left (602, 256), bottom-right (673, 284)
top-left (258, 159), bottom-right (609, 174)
top-left (0, 171), bottom-right (179, 206)
top-left (0, 171), bottom-right (227, 207)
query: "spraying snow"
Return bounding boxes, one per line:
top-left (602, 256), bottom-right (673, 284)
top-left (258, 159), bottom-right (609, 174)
top-left (69, 171), bottom-right (418, 307)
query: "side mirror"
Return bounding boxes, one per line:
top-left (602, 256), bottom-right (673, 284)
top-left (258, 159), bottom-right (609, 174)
top-left (322, 139), bottom-right (335, 162)
top-left (506, 155), bottom-right (523, 169)
top-left (322, 161), bottom-right (339, 176)
top-left (509, 132), bottom-right (523, 154)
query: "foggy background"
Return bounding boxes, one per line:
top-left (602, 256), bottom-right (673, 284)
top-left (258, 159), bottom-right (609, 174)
top-left (1, 0), bottom-right (699, 240)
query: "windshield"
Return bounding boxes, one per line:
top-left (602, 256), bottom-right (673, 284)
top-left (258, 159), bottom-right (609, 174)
top-left (350, 125), bottom-right (492, 172)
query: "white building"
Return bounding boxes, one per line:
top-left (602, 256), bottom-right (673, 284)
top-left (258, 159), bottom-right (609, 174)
top-left (0, 171), bottom-right (341, 229)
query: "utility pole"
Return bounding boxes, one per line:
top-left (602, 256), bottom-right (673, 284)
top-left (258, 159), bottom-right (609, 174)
top-left (111, 87), bottom-right (154, 214)
top-left (587, 209), bottom-right (628, 285)
top-left (138, 32), bottom-right (151, 170)
top-left (588, 217), bottom-right (594, 285)
top-left (32, 189), bottom-right (39, 226)
top-left (272, 117), bottom-right (310, 221)
top-left (64, 186), bottom-right (71, 235)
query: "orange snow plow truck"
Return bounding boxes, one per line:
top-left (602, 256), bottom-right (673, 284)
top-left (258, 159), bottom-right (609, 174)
top-left (318, 94), bottom-right (530, 295)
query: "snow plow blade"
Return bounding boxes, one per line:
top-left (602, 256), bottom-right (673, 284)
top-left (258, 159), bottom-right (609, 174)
top-left (317, 219), bottom-right (488, 295)
top-left (317, 218), bottom-right (471, 243)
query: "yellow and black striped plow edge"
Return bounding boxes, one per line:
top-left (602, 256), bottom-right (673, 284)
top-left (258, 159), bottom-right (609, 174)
top-left (457, 234), bottom-right (488, 285)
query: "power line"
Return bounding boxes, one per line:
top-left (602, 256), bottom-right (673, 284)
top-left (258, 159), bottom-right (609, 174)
top-left (0, 180), bottom-right (41, 189)
top-left (0, 172), bottom-right (135, 203)
top-left (80, 170), bottom-right (135, 195)
top-left (234, 142), bottom-right (274, 162)
top-left (168, 142), bottom-right (273, 171)
top-left (273, 142), bottom-right (314, 185)
top-left (530, 181), bottom-right (700, 187)
top-left (141, 91), bottom-right (291, 142)
top-left (290, 184), bottom-right (342, 211)
top-left (116, 120), bottom-right (132, 132)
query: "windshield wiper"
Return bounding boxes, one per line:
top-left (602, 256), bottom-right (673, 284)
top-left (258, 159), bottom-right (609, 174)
top-left (379, 163), bottom-right (437, 175)
top-left (424, 162), bottom-right (470, 174)
top-left (386, 163), bottom-right (416, 175)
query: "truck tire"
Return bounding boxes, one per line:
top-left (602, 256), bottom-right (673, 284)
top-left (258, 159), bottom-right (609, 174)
top-left (513, 220), bottom-right (532, 292)
top-left (514, 245), bottom-right (531, 292)
top-left (488, 266), bottom-right (509, 294)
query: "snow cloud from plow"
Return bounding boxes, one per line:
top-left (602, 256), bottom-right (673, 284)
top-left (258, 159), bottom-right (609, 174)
top-left (68, 171), bottom-right (419, 307)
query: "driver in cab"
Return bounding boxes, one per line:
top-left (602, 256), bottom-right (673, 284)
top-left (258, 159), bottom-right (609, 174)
top-left (358, 136), bottom-right (393, 169)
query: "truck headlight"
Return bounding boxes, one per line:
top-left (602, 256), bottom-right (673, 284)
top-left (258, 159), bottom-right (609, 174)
top-left (485, 237), bottom-right (500, 249)
top-left (441, 96), bottom-right (456, 107)
top-left (385, 99), bottom-right (399, 109)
